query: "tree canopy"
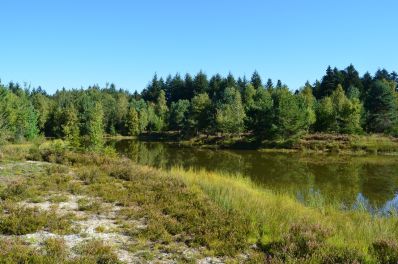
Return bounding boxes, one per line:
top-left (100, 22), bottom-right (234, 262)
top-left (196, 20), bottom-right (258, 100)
top-left (1, 66), bottom-right (397, 147)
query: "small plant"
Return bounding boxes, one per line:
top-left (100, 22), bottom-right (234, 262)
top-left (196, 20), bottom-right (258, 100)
top-left (372, 238), bottom-right (398, 264)
top-left (0, 180), bottom-right (28, 200)
top-left (75, 239), bottom-right (120, 263)
top-left (42, 238), bottom-right (68, 260)
top-left (77, 166), bottom-right (103, 184)
top-left (0, 204), bottom-right (74, 235)
top-left (78, 198), bottom-right (102, 213)
top-left (316, 246), bottom-right (365, 264)
top-left (262, 222), bottom-right (333, 261)
top-left (95, 225), bottom-right (106, 233)
top-left (48, 194), bottom-right (69, 203)
top-left (38, 140), bottom-right (68, 163)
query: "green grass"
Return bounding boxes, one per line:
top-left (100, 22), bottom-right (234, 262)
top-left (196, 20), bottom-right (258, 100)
top-left (298, 133), bottom-right (398, 155)
top-left (1, 140), bottom-right (398, 262)
top-left (169, 167), bottom-right (398, 262)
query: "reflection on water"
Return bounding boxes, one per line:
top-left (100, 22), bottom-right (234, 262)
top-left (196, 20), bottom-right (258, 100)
top-left (109, 139), bottom-right (398, 214)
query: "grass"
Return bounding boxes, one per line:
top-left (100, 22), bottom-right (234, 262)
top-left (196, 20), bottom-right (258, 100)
top-left (297, 133), bottom-right (398, 155)
top-left (169, 167), bottom-right (398, 262)
top-left (1, 140), bottom-right (398, 262)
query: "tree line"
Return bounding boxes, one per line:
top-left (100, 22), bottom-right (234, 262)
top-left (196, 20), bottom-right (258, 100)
top-left (0, 65), bottom-right (397, 149)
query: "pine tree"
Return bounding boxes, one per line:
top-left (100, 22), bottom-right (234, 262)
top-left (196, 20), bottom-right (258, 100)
top-left (169, 100), bottom-right (190, 131)
top-left (365, 80), bottom-right (398, 133)
top-left (250, 71), bottom-right (262, 89)
top-left (193, 71), bottom-right (209, 95)
top-left (266, 78), bottom-right (274, 91)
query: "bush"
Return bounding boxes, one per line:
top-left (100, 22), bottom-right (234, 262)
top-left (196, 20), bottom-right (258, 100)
top-left (317, 246), bottom-right (365, 264)
top-left (372, 238), bottom-right (398, 264)
top-left (0, 239), bottom-right (44, 263)
top-left (75, 240), bottom-right (120, 264)
top-left (42, 238), bottom-right (67, 260)
top-left (0, 180), bottom-right (28, 200)
top-left (106, 163), bottom-right (138, 181)
top-left (262, 222), bottom-right (332, 261)
top-left (77, 166), bottom-right (103, 184)
top-left (0, 204), bottom-right (73, 235)
top-left (37, 140), bottom-right (69, 163)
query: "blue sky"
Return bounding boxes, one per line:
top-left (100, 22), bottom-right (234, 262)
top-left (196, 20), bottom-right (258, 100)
top-left (1, 0), bottom-right (397, 93)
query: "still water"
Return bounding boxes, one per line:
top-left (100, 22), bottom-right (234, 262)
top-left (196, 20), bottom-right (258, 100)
top-left (109, 139), bottom-right (398, 214)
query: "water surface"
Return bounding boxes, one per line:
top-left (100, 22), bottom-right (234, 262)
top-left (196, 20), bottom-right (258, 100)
top-left (110, 139), bottom-right (398, 214)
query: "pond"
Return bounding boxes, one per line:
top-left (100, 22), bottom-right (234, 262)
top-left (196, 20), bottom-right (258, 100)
top-left (109, 139), bottom-right (398, 214)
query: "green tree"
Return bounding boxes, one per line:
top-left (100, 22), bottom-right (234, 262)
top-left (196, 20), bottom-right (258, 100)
top-left (242, 84), bottom-right (256, 111)
top-left (299, 82), bottom-right (317, 128)
top-left (155, 90), bottom-right (168, 130)
top-left (189, 93), bottom-right (212, 134)
top-left (249, 89), bottom-right (273, 137)
top-left (126, 107), bottom-right (140, 136)
top-left (169, 99), bottom-right (190, 131)
top-left (193, 71), bottom-right (209, 95)
top-left (147, 103), bottom-right (163, 132)
top-left (331, 85), bottom-right (362, 134)
top-left (250, 71), bottom-right (263, 89)
top-left (86, 103), bottom-right (104, 150)
top-left (130, 99), bottom-right (149, 133)
top-left (215, 87), bottom-right (246, 134)
top-left (315, 85), bottom-right (362, 134)
top-left (365, 80), bottom-right (398, 133)
top-left (62, 105), bottom-right (80, 148)
top-left (268, 88), bottom-right (310, 140)
top-left (0, 87), bottom-right (39, 141)
top-left (115, 93), bottom-right (129, 134)
top-left (31, 92), bottom-right (52, 132)
top-left (315, 97), bottom-right (335, 132)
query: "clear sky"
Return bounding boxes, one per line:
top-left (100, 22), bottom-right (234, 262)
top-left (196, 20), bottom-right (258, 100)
top-left (1, 0), bottom-right (397, 93)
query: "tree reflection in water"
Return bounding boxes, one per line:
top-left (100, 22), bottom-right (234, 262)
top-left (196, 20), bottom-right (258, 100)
top-left (109, 139), bottom-right (398, 214)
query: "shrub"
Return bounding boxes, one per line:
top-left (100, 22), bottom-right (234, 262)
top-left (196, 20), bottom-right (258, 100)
top-left (317, 246), bottom-right (365, 264)
top-left (262, 222), bottom-right (332, 261)
top-left (38, 140), bottom-right (68, 163)
top-left (77, 198), bottom-right (102, 213)
top-left (0, 239), bottom-right (44, 263)
top-left (372, 238), bottom-right (398, 264)
top-left (106, 163), bottom-right (137, 181)
top-left (0, 180), bottom-right (28, 200)
top-left (42, 238), bottom-right (68, 260)
top-left (0, 204), bottom-right (73, 235)
top-left (75, 240), bottom-right (120, 264)
top-left (77, 166), bottom-right (103, 184)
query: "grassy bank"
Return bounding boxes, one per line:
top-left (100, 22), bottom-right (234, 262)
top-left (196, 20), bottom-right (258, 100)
top-left (0, 142), bottom-right (398, 263)
top-left (171, 168), bottom-right (398, 262)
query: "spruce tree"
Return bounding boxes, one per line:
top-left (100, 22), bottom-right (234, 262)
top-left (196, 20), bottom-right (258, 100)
top-left (365, 80), bottom-right (398, 133)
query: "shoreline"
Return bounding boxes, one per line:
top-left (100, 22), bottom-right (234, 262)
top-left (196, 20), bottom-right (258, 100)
top-left (105, 132), bottom-right (398, 156)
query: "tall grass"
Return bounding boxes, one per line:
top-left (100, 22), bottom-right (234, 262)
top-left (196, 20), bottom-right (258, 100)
top-left (170, 167), bottom-right (398, 258)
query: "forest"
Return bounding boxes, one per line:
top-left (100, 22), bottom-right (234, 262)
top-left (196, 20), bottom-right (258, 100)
top-left (1, 65), bottom-right (397, 149)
